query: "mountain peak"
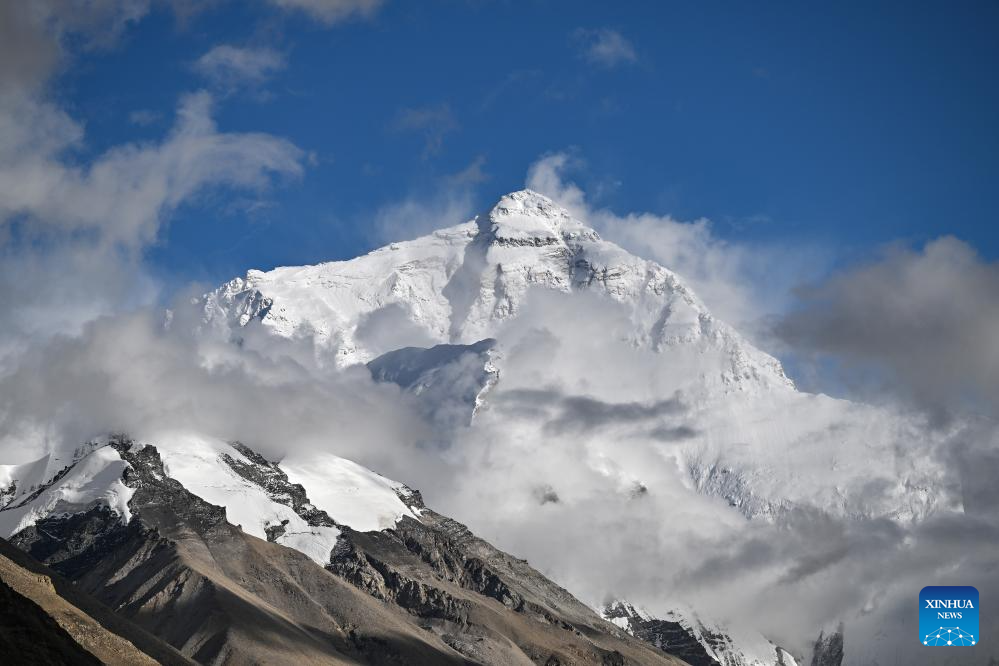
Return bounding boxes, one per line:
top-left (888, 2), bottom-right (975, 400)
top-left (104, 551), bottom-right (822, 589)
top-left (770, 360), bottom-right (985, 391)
top-left (200, 190), bottom-right (793, 390)
top-left (484, 189), bottom-right (600, 245)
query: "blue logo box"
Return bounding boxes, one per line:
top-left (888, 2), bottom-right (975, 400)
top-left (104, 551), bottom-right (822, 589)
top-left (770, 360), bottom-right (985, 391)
top-left (920, 586), bottom-right (979, 646)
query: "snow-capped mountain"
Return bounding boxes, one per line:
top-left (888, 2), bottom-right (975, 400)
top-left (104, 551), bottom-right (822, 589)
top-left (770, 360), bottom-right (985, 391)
top-left (189, 189), bottom-right (964, 664)
top-left (0, 190), bottom-right (971, 664)
top-left (200, 190), bottom-right (950, 525)
top-left (0, 433), bottom-right (419, 567)
top-left (202, 189), bottom-right (791, 392)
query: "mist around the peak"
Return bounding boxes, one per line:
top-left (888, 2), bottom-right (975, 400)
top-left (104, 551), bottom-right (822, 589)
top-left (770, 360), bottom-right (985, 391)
top-left (407, 287), bottom-right (998, 663)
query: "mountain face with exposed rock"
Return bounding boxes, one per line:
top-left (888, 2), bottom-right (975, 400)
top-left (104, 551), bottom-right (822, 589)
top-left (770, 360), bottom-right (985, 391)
top-left (602, 601), bottom-right (803, 666)
top-left (0, 190), bottom-right (967, 664)
top-left (0, 434), bottom-right (683, 665)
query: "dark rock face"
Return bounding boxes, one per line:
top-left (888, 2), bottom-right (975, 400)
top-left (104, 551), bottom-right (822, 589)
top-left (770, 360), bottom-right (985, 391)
top-left (602, 602), bottom-right (720, 666)
top-left (0, 479), bottom-right (16, 509)
top-left (11, 505), bottom-right (139, 579)
top-left (330, 534), bottom-right (472, 623)
top-left (810, 629), bottom-right (844, 666)
top-left (222, 441), bottom-right (337, 532)
top-left (367, 338), bottom-right (499, 429)
top-left (327, 507), bottom-right (678, 665)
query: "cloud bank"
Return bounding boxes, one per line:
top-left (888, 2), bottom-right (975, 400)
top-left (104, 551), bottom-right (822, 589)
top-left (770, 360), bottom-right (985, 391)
top-left (776, 236), bottom-right (999, 421)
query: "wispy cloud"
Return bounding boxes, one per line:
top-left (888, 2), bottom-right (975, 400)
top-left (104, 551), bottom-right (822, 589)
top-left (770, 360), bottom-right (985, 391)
top-left (572, 28), bottom-right (638, 68)
top-left (128, 109), bottom-right (162, 126)
top-left (267, 0), bottom-right (384, 25)
top-left (0, 91), bottom-right (304, 249)
top-left (194, 44), bottom-right (287, 91)
top-left (0, 1), bottom-right (307, 366)
top-left (446, 154), bottom-right (489, 186)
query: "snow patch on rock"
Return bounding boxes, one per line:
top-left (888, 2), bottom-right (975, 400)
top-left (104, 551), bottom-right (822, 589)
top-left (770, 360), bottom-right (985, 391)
top-left (0, 446), bottom-right (134, 538)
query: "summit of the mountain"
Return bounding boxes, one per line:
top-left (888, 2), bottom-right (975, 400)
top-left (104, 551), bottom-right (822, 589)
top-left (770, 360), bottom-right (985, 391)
top-left (484, 189), bottom-right (602, 245)
top-left (201, 189), bottom-right (793, 392)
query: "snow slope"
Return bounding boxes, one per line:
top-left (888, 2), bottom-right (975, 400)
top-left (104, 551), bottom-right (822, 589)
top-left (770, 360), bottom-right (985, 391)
top-left (0, 446), bottom-right (133, 538)
top-left (0, 433), bottom-right (422, 568)
top-left (148, 432), bottom-right (422, 564)
top-left (280, 453), bottom-right (421, 533)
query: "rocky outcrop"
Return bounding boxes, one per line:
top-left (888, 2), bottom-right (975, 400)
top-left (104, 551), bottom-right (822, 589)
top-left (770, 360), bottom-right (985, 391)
top-left (221, 441), bottom-right (337, 532)
top-left (603, 602), bottom-right (719, 666)
top-left (810, 628), bottom-right (844, 666)
top-left (328, 503), bottom-right (684, 666)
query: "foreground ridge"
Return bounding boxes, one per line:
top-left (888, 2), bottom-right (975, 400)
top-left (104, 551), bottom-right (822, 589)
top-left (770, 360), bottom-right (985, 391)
top-left (1, 434), bottom-right (687, 665)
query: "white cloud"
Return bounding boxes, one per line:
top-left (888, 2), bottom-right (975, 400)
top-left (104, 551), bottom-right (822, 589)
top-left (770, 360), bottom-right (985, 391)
top-left (268, 0), bottom-right (384, 24)
top-left (0, 91), bottom-right (304, 249)
top-left (371, 187), bottom-right (475, 245)
top-left (572, 28), bottom-right (638, 68)
top-left (0, 0), bottom-right (306, 368)
top-left (195, 44), bottom-right (287, 89)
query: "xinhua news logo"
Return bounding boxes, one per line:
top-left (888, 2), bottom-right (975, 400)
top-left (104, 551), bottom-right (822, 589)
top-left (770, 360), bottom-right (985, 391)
top-left (920, 586), bottom-right (979, 647)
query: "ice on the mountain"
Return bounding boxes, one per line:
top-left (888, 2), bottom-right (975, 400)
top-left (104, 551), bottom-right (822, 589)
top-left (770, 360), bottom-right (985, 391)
top-left (281, 452), bottom-right (422, 533)
top-left (0, 446), bottom-right (134, 538)
top-left (148, 433), bottom-right (342, 565)
top-left (147, 432), bottom-right (420, 564)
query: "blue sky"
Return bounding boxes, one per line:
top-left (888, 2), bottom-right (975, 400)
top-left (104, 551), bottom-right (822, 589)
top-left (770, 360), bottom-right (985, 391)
top-left (49, 0), bottom-right (997, 290)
